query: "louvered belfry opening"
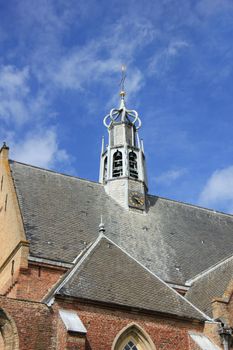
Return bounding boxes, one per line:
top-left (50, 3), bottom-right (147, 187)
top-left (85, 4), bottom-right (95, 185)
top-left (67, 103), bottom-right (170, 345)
top-left (129, 151), bottom-right (138, 179)
top-left (112, 150), bottom-right (123, 177)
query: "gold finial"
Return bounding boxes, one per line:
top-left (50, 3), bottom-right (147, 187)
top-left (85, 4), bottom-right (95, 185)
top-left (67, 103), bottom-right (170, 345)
top-left (120, 65), bottom-right (126, 98)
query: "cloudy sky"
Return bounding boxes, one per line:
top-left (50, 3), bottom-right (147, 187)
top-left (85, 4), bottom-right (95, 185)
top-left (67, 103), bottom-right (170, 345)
top-left (1, 0), bottom-right (233, 213)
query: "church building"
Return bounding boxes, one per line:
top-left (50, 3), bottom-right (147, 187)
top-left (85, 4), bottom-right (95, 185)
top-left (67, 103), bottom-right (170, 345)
top-left (0, 84), bottom-right (233, 349)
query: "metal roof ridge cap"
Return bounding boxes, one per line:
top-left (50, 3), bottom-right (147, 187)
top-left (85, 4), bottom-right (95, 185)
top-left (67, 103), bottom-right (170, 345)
top-left (167, 282), bottom-right (189, 291)
top-left (10, 159), bottom-right (102, 186)
top-left (44, 234), bottom-right (104, 306)
top-left (28, 256), bottom-right (73, 268)
top-left (148, 194), bottom-right (233, 218)
top-left (103, 235), bottom-right (212, 321)
top-left (186, 254), bottom-right (233, 286)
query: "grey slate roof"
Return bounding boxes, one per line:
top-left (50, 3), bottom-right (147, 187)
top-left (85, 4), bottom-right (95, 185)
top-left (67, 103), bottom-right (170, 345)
top-left (186, 257), bottom-right (233, 317)
top-left (10, 160), bottom-right (233, 285)
top-left (58, 236), bottom-right (207, 321)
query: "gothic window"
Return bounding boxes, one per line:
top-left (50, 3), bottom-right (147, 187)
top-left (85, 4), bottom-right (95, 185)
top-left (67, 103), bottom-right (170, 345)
top-left (103, 156), bottom-right (108, 182)
top-left (129, 152), bottom-right (138, 179)
top-left (112, 323), bottom-right (156, 350)
top-left (112, 151), bottom-right (123, 178)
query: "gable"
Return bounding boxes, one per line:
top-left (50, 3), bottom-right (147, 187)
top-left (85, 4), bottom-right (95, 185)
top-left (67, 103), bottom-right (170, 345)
top-left (186, 257), bottom-right (233, 317)
top-left (56, 236), bottom-right (208, 321)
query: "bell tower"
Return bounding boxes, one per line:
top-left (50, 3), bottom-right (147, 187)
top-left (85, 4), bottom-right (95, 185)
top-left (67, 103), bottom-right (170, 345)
top-left (99, 67), bottom-right (148, 211)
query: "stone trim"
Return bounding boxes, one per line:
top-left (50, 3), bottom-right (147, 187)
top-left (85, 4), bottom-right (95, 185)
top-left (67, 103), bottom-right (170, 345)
top-left (0, 241), bottom-right (29, 274)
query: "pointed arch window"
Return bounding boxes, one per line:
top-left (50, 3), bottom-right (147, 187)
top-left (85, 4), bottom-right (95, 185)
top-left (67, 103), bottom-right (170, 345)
top-left (112, 323), bottom-right (156, 350)
top-left (129, 151), bottom-right (138, 179)
top-left (112, 150), bottom-right (123, 178)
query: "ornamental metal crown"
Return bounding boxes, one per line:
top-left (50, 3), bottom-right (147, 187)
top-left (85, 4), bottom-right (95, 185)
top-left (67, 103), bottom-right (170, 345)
top-left (103, 92), bottom-right (142, 130)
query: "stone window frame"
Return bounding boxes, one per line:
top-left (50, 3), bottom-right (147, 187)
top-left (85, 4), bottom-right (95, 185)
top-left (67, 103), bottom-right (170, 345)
top-left (0, 309), bottom-right (19, 350)
top-left (112, 323), bottom-right (156, 350)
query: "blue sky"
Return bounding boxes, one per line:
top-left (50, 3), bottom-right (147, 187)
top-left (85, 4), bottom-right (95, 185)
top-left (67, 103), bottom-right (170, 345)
top-left (1, 0), bottom-right (233, 213)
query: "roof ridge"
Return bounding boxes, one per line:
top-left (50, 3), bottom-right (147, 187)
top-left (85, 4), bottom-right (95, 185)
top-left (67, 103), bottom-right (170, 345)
top-left (186, 253), bottom-right (233, 286)
top-left (10, 160), bottom-right (101, 186)
top-left (148, 194), bottom-right (233, 218)
top-left (11, 160), bottom-right (233, 218)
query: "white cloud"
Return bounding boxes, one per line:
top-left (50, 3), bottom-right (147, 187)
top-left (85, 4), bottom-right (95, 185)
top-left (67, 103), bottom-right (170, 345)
top-left (0, 63), bottom-right (72, 170)
top-left (167, 40), bottom-right (189, 56)
top-left (0, 65), bottom-right (30, 124)
top-left (155, 168), bottom-right (187, 186)
top-left (0, 65), bottom-right (49, 125)
top-left (10, 129), bottom-right (69, 168)
top-left (50, 17), bottom-right (156, 99)
top-left (199, 166), bottom-right (233, 213)
top-left (149, 40), bottom-right (189, 75)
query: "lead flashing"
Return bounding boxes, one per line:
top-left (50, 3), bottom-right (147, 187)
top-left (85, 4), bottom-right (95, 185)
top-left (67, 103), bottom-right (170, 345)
top-left (59, 309), bottom-right (87, 334)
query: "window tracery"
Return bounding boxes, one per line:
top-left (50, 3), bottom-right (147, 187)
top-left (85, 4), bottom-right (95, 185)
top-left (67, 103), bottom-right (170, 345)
top-left (123, 340), bottom-right (138, 350)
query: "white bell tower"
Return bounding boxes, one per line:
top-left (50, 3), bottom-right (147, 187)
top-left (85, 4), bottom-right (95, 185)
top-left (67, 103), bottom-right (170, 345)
top-left (99, 67), bottom-right (148, 211)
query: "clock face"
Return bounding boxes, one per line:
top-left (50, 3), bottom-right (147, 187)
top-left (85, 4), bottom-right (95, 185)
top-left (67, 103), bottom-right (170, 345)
top-left (129, 191), bottom-right (145, 208)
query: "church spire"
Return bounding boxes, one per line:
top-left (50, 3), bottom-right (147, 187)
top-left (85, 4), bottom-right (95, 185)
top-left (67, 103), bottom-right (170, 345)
top-left (119, 64), bottom-right (126, 109)
top-left (99, 67), bottom-right (148, 211)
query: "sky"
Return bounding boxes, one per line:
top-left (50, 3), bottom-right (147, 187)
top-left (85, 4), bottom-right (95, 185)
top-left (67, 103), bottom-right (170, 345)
top-left (0, 0), bottom-right (233, 213)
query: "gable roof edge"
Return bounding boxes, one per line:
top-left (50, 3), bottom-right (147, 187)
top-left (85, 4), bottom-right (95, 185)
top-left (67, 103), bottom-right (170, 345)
top-left (186, 254), bottom-right (233, 286)
top-left (99, 235), bottom-right (212, 321)
top-left (43, 234), bottom-right (104, 305)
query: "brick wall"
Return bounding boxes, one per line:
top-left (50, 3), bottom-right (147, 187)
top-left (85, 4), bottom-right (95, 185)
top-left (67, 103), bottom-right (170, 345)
top-left (55, 299), bottom-right (204, 350)
top-left (0, 295), bottom-right (56, 350)
top-left (7, 263), bottom-right (66, 301)
top-left (0, 295), bottom-right (223, 350)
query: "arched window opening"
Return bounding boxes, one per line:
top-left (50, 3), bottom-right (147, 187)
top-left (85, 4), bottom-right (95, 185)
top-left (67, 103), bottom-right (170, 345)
top-left (112, 151), bottom-right (123, 178)
top-left (112, 323), bottom-right (156, 350)
top-left (103, 156), bottom-right (108, 182)
top-left (129, 152), bottom-right (138, 179)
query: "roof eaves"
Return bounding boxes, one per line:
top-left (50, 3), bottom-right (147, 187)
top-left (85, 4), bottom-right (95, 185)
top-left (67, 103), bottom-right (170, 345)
top-left (28, 256), bottom-right (73, 269)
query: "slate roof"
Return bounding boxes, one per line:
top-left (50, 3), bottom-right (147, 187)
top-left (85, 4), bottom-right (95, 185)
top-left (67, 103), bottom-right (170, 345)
top-left (10, 160), bottom-right (233, 285)
top-left (186, 257), bottom-right (233, 317)
top-left (57, 236), bottom-right (207, 321)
